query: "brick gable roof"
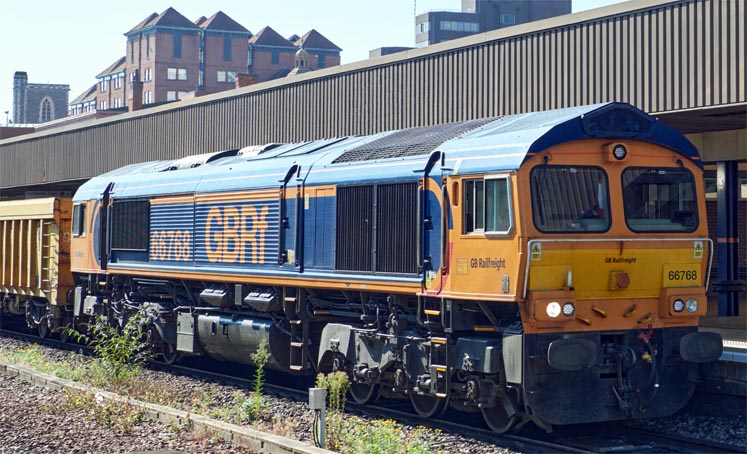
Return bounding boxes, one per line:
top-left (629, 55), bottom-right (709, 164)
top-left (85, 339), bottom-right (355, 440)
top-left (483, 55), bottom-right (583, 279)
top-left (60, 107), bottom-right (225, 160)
top-left (200, 11), bottom-right (250, 34)
top-left (70, 84), bottom-right (97, 105)
top-left (127, 7), bottom-right (198, 35)
top-left (127, 12), bottom-right (158, 34)
top-left (293, 29), bottom-right (341, 51)
top-left (95, 56), bottom-right (126, 78)
top-left (248, 26), bottom-right (295, 48)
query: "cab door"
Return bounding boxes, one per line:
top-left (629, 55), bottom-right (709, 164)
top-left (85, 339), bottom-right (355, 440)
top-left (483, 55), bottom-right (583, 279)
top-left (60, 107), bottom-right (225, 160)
top-left (279, 165), bottom-right (302, 272)
top-left (422, 151), bottom-right (446, 293)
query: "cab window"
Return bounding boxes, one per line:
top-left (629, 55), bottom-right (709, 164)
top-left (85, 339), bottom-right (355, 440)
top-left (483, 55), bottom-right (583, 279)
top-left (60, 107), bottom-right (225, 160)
top-left (530, 166), bottom-right (610, 233)
top-left (464, 176), bottom-right (512, 234)
top-left (72, 203), bottom-right (86, 237)
top-left (622, 167), bottom-right (698, 232)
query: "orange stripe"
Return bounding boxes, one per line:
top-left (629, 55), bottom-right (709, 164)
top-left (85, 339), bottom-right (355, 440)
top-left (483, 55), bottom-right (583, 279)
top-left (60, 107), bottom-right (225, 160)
top-left (107, 266), bottom-right (419, 293)
top-left (717, 238), bottom-right (740, 243)
top-left (151, 195), bottom-right (195, 205)
top-left (196, 190), bottom-right (278, 203)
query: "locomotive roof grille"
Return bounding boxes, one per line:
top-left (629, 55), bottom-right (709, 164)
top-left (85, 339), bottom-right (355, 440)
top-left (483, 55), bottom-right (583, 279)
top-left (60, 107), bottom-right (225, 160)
top-left (331, 117), bottom-right (497, 164)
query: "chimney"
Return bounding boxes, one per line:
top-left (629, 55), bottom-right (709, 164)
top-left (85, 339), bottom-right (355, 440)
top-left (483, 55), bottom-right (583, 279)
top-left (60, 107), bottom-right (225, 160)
top-left (128, 80), bottom-right (143, 111)
top-left (235, 73), bottom-right (258, 89)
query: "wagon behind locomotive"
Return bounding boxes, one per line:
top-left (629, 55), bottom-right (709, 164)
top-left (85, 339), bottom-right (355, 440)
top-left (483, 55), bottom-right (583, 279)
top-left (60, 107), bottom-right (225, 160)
top-left (0, 197), bottom-right (73, 336)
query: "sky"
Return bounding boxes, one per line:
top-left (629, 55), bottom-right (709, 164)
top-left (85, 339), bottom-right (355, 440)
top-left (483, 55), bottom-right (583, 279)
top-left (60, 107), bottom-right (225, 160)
top-left (0, 0), bottom-right (625, 124)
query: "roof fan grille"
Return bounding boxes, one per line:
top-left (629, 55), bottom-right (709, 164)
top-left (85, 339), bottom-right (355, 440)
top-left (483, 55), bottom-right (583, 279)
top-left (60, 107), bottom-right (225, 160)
top-left (332, 118), bottom-right (496, 164)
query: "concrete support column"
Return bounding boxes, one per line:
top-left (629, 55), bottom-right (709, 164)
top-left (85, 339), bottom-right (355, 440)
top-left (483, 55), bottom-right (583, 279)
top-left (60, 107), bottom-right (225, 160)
top-left (715, 161), bottom-right (744, 316)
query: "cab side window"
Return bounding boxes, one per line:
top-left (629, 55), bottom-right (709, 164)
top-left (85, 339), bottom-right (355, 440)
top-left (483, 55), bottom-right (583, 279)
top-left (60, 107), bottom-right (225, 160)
top-left (72, 203), bottom-right (86, 237)
top-left (464, 176), bottom-right (512, 234)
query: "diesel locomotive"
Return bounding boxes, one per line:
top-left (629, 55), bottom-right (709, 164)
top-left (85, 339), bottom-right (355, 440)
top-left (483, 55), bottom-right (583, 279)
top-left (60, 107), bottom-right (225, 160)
top-left (1, 102), bottom-right (723, 432)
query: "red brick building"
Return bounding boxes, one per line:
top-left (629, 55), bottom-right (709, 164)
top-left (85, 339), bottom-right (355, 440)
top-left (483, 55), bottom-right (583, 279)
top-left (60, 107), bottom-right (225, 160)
top-left (124, 8), bottom-right (251, 105)
top-left (70, 7), bottom-right (341, 116)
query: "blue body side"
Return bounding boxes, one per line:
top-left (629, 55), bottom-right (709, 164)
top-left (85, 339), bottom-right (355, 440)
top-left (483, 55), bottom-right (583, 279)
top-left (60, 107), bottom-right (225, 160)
top-left (74, 102), bottom-right (702, 282)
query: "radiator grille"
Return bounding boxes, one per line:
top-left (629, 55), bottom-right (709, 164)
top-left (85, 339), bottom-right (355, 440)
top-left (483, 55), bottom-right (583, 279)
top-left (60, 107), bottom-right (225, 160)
top-left (376, 183), bottom-right (418, 274)
top-left (335, 186), bottom-right (373, 272)
top-left (110, 200), bottom-right (150, 251)
top-left (332, 118), bottom-right (495, 164)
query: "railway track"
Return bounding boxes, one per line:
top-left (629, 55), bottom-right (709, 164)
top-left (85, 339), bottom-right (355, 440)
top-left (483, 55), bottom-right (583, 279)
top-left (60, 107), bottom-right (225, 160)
top-left (1, 326), bottom-right (744, 454)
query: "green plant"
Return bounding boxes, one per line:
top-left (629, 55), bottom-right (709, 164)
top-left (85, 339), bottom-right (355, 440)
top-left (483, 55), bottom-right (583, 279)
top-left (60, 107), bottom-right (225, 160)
top-left (251, 338), bottom-right (270, 393)
top-left (213, 339), bottom-right (271, 424)
top-left (60, 389), bottom-right (145, 434)
top-left (71, 313), bottom-right (153, 386)
top-left (315, 370), bottom-right (351, 450)
top-left (337, 417), bottom-right (440, 454)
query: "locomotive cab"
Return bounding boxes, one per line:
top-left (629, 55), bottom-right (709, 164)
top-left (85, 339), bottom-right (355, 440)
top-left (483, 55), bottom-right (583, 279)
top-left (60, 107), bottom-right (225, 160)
top-left (435, 104), bottom-right (722, 429)
top-left (512, 136), bottom-right (722, 425)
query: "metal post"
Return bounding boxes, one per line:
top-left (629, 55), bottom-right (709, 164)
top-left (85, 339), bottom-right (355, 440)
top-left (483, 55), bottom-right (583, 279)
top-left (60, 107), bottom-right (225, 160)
top-left (309, 387), bottom-right (327, 449)
top-left (715, 161), bottom-right (744, 316)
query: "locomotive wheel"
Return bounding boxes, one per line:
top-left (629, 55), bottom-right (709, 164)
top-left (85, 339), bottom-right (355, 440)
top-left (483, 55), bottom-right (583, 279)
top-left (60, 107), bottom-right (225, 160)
top-left (409, 392), bottom-right (448, 418)
top-left (481, 402), bottom-right (518, 433)
top-left (161, 343), bottom-right (180, 365)
top-left (37, 320), bottom-right (50, 339)
top-left (349, 382), bottom-right (379, 404)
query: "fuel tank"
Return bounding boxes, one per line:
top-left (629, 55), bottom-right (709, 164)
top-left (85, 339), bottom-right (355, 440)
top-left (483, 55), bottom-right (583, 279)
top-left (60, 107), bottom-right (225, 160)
top-left (195, 314), bottom-right (291, 371)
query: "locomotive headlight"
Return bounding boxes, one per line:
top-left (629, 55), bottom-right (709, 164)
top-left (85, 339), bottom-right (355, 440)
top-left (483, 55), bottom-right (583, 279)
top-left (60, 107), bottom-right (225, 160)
top-left (612, 144), bottom-right (627, 160)
top-left (546, 302), bottom-right (561, 318)
top-left (686, 298), bottom-right (698, 313)
top-left (562, 302), bottom-right (575, 316)
top-left (673, 298), bottom-right (685, 313)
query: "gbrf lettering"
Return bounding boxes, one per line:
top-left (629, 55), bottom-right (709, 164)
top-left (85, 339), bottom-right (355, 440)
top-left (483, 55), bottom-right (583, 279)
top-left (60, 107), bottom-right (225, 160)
top-left (205, 205), bottom-right (269, 264)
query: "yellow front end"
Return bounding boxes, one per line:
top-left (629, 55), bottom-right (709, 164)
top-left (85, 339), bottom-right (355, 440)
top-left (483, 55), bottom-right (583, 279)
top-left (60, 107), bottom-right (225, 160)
top-left (524, 238), bottom-right (710, 334)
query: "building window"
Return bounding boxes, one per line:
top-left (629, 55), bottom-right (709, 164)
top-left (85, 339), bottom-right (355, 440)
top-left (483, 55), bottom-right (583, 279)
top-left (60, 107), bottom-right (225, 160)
top-left (100, 80), bottom-right (108, 92)
top-left (271, 50), bottom-right (279, 65)
top-left (39, 97), bottom-right (53, 122)
top-left (146, 35), bottom-right (151, 59)
top-left (144, 68), bottom-right (152, 81)
top-left (500, 13), bottom-right (516, 25)
top-left (113, 75), bottom-right (122, 89)
top-left (439, 21), bottom-right (479, 32)
top-left (223, 35), bottom-right (232, 61)
top-left (85, 103), bottom-right (94, 113)
top-left (217, 70), bottom-right (237, 83)
top-left (130, 39), bottom-right (135, 63)
top-left (166, 91), bottom-right (188, 101)
top-left (416, 21), bottom-right (430, 33)
top-left (318, 54), bottom-right (326, 68)
top-left (173, 30), bottom-right (182, 58)
top-left (143, 91), bottom-right (152, 104)
top-left (167, 67), bottom-right (187, 80)
top-left (113, 98), bottom-right (121, 108)
top-left (99, 100), bottom-right (108, 110)
top-left (704, 176), bottom-right (747, 200)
